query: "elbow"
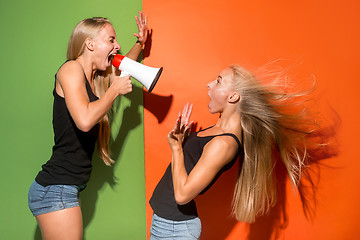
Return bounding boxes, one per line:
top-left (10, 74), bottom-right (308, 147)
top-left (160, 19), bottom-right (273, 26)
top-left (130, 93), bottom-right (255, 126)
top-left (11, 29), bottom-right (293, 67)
top-left (76, 120), bottom-right (94, 132)
top-left (174, 193), bottom-right (192, 205)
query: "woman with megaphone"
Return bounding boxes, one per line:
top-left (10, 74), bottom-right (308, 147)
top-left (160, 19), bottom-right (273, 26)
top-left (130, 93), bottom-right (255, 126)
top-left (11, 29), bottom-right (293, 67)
top-left (28, 11), bottom-right (147, 240)
top-left (149, 66), bottom-right (318, 239)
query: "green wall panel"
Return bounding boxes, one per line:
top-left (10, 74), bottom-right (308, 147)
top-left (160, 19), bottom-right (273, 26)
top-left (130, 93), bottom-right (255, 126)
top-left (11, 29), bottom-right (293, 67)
top-left (0, 0), bottom-right (146, 239)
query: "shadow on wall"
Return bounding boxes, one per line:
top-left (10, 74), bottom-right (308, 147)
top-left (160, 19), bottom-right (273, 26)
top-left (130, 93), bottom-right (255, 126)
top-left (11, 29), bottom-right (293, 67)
top-left (196, 109), bottom-right (341, 240)
top-left (34, 227), bottom-right (41, 240)
top-left (80, 88), bottom-right (172, 239)
top-left (80, 83), bottom-right (144, 239)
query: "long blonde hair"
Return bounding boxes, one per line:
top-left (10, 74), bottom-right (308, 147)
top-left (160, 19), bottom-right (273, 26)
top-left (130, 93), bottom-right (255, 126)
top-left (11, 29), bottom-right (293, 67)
top-left (67, 17), bottom-right (116, 166)
top-left (230, 64), bottom-right (316, 222)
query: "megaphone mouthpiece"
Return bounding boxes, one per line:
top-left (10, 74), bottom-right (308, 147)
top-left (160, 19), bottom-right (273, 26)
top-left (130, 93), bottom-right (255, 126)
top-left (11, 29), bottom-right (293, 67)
top-left (112, 54), bottom-right (163, 93)
top-left (112, 54), bottom-right (124, 69)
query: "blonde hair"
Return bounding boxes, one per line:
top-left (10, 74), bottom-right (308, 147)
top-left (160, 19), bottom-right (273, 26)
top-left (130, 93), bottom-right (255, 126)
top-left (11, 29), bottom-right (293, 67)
top-left (230, 64), bottom-right (316, 222)
top-left (67, 17), bottom-right (116, 166)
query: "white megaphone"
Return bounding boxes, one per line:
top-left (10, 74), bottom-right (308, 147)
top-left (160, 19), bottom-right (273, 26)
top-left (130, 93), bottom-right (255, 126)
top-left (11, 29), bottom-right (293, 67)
top-left (112, 54), bottom-right (163, 93)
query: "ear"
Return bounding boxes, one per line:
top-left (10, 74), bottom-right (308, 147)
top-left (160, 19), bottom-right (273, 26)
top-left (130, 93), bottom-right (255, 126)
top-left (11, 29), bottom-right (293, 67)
top-left (228, 92), bottom-right (240, 103)
top-left (85, 38), bottom-right (95, 51)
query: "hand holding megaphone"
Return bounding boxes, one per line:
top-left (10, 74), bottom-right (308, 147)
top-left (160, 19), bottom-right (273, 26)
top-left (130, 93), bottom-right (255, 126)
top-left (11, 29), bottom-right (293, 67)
top-left (112, 54), bottom-right (163, 93)
top-left (112, 74), bottom-right (133, 96)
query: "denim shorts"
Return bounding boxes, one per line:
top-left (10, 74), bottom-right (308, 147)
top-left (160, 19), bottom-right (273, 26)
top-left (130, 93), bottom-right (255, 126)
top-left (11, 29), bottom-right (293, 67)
top-left (28, 181), bottom-right (86, 216)
top-left (150, 213), bottom-right (201, 240)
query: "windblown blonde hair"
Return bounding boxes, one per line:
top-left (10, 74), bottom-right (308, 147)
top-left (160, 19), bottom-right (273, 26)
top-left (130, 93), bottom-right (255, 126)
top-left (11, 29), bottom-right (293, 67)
top-left (230, 64), bottom-right (316, 222)
top-left (67, 17), bottom-right (117, 166)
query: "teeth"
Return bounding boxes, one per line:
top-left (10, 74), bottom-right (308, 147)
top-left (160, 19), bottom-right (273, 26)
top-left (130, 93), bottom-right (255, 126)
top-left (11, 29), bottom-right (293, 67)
top-left (108, 54), bottom-right (115, 62)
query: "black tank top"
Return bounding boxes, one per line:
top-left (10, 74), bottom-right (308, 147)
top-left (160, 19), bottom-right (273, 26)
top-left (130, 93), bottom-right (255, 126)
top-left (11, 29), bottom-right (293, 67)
top-left (149, 126), bottom-right (242, 221)
top-left (35, 71), bottom-right (99, 186)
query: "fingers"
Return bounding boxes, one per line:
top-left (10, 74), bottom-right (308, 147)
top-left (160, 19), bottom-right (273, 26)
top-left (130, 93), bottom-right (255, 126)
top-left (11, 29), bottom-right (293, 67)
top-left (138, 11), bottom-right (143, 24)
top-left (168, 114), bottom-right (184, 143)
top-left (175, 113), bottom-right (181, 134)
top-left (182, 103), bottom-right (188, 119)
top-left (113, 76), bottom-right (132, 95)
top-left (134, 11), bottom-right (148, 44)
top-left (138, 11), bottom-right (147, 25)
top-left (184, 121), bottom-right (193, 138)
top-left (168, 130), bottom-right (177, 141)
top-left (171, 103), bottom-right (194, 137)
top-left (135, 11), bottom-right (147, 28)
top-left (185, 103), bottom-right (193, 121)
top-left (180, 102), bottom-right (193, 127)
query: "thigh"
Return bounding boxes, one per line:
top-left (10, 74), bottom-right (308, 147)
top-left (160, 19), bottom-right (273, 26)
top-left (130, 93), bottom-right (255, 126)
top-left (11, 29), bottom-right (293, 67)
top-left (36, 206), bottom-right (83, 240)
top-left (28, 181), bottom-right (83, 240)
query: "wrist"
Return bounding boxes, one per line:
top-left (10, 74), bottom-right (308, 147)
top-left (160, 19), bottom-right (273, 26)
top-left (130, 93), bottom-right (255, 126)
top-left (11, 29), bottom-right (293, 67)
top-left (136, 39), bottom-right (144, 47)
top-left (171, 144), bottom-right (182, 152)
top-left (105, 84), bottom-right (118, 100)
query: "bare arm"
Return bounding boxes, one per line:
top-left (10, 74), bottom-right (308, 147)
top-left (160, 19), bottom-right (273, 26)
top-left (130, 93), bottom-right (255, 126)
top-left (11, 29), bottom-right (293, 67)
top-left (56, 61), bottom-right (132, 132)
top-left (168, 104), bottom-right (239, 205)
top-left (55, 12), bottom-right (148, 132)
top-left (126, 11), bottom-right (148, 60)
top-left (171, 135), bottom-right (238, 205)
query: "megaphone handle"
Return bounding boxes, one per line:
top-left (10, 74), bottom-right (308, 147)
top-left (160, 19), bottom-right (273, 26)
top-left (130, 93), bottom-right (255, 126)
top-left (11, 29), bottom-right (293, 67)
top-left (120, 71), bottom-right (131, 77)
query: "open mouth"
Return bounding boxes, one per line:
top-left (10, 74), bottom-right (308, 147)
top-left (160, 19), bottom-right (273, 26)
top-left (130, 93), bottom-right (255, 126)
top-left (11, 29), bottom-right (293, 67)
top-left (107, 53), bottom-right (116, 65)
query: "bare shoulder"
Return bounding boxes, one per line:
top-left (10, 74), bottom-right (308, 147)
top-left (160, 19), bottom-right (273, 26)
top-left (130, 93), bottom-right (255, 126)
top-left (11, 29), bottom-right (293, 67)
top-left (56, 60), bottom-right (84, 83)
top-left (202, 135), bottom-right (239, 166)
top-left (55, 61), bottom-right (86, 98)
top-left (209, 135), bottom-right (239, 149)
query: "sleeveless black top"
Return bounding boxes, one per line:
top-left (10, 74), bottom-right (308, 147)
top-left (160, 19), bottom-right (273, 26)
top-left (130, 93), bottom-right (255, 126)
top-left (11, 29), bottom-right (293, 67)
top-left (149, 126), bottom-right (242, 221)
top-left (35, 71), bottom-right (99, 186)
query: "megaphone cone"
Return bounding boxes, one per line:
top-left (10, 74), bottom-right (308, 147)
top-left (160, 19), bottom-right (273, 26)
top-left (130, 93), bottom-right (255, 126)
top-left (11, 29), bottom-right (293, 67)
top-left (112, 54), bottom-right (163, 93)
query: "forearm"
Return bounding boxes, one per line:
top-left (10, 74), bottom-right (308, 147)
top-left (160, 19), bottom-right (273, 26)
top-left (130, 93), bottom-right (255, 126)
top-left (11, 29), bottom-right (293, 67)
top-left (74, 86), bottom-right (118, 132)
top-left (171, 147), bottom-right (191, 204)
top-left (125, 41), bottom-right (144, 60)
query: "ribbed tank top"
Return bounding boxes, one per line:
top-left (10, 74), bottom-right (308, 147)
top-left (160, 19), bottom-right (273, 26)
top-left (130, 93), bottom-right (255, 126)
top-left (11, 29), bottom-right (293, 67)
top-left (35, 72), bottom-right (99, 186)
top-left (149, 126), bottom-right (242, 221)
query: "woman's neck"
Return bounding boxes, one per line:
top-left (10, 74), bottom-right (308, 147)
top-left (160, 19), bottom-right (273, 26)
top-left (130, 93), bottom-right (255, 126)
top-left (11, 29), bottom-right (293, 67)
top-left (215, 108), bottom-right (242, 134)
top-left (76, 56), bottom-right (96, 82)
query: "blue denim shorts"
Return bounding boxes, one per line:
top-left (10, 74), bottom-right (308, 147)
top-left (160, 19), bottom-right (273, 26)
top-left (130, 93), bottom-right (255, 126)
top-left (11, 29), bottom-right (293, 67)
top-left (28, 181), bottom-right (86, 216)
top-left (150, 213), bottom-right (201, 240)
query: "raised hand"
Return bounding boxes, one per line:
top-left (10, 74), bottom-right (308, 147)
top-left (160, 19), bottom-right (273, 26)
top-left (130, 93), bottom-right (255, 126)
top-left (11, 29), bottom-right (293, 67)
top-left (168, 103), bottom-right (193, 150)
top-left (180, 102), bottom-right (193, 131)
top-left (133, 11), bottom-right (148, 45)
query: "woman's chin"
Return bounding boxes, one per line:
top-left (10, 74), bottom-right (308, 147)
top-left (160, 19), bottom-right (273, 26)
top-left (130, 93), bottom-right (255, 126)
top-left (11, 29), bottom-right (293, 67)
top-left (208, 106), bottom-right (220, 114)
top-left (98, 63), bottom-right (110, 71)
top-left (208, 106), bottom-right (215, 114)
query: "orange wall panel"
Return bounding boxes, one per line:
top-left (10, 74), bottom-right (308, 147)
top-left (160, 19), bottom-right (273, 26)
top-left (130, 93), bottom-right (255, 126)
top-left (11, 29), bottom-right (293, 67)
top-left (143, 0), bottom-right (360, 239)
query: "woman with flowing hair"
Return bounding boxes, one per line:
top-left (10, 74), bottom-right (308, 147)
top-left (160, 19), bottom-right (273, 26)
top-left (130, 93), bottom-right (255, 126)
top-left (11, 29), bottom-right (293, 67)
top-left (149, 64), bottom-right (317, 239)
top-left (28, 12), bottom-right (148, 240)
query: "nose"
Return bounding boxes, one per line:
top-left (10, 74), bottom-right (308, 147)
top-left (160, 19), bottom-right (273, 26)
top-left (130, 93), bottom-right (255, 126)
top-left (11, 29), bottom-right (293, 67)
top-left (207, 80), bottom-right (214, 89)
top-left (115, 41), bottom-right (121, 51)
